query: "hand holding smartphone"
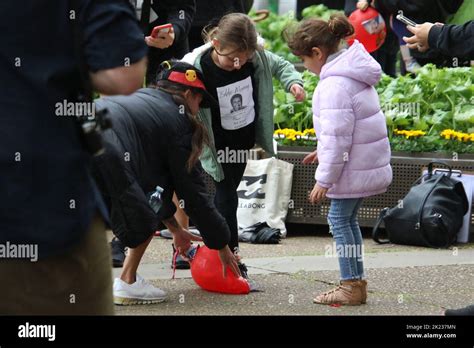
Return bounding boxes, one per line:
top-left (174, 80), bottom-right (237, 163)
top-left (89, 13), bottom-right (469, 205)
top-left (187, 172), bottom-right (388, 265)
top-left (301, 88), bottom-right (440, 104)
top-left (146, 23), bottom-right (175, 49)
top-left (151, 23), bottom-right (173, 38)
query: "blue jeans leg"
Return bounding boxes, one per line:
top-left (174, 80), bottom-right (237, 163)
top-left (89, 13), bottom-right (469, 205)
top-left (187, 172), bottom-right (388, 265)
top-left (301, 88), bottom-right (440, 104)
top-left (350, 198), bottom-right (365, 279)
top-left (328, 198), bottom-right (364, 281)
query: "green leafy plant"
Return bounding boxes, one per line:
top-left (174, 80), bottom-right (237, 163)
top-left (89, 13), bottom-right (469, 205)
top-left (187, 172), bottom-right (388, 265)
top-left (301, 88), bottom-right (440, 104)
top-left (252, 4), bottom-right (341, 63)
top-left (273, 64), bottom-right (474, 153)
top-left (273, 70), bottom-right (318, 131)
top-left (301, 4), bottom-right (342, 20)
top-left (379, 65), bottom-right (474, 137)
top-left (251, 10), bottom-right (298, 62)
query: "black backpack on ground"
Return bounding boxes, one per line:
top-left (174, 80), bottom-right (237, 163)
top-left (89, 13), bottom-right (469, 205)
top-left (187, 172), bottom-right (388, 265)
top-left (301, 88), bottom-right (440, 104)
top-left (373, 162), bottom-right (469, 248)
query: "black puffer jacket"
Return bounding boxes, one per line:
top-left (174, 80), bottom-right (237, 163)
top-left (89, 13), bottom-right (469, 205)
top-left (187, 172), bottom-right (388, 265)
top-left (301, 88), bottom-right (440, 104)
top-left (428, 21), bottom-right (474, 59)
top-left (92, 88), bottom-right (230, 250)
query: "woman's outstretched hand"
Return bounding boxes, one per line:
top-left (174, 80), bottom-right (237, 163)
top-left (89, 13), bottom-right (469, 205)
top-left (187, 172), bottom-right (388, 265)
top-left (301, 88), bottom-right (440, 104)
top-left (172, 227), bottom-right (202, 259)
top-left (164, 216), bottom-right (202, 259)
top-left (218, 246), bottom-right (242, 278)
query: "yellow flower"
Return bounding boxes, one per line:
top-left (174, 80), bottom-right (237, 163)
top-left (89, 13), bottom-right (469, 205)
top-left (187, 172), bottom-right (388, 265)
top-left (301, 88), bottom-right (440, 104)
top-left (440, 129), bottom-right (474, 142)
top-left (274, 128), bottom-right (302, 141)
top-left (441, 129), bottom-right (453, 136)
top-left (394, 129), bottom-right (426, 138)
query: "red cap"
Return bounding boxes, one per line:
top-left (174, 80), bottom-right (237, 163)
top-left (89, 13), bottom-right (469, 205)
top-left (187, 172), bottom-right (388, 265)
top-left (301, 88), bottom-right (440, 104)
top-left (168, 71), bottom-right (206, 91)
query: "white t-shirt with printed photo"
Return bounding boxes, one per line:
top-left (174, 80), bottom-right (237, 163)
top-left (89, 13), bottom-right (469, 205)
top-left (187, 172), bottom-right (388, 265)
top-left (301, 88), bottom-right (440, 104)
top-left (216, 76), bottom-right (255, 130)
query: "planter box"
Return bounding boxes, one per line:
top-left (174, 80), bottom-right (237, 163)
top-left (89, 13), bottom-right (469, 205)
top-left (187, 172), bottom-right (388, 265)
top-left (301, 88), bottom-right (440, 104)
top-left (276, 146), bottom-right (474, 233)
top-left (202, 147), bottom-right (474, 236)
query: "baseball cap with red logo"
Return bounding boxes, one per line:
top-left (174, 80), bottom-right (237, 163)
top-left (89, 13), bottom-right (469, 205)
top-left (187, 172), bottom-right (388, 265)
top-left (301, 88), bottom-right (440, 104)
top-left (156, 60), bottom-right (217, 108)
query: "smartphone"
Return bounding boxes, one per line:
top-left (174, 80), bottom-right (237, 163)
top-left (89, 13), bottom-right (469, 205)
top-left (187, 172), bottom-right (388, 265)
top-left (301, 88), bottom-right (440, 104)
top-left (396, 11), bottom-right (417, 27)
top-left (151, 23), bottom-right (173, 38)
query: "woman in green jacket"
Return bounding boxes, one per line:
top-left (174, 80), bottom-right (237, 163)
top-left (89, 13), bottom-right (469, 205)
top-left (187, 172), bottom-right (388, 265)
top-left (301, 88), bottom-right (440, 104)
top-left (181, 13), bottom-right (304, 278)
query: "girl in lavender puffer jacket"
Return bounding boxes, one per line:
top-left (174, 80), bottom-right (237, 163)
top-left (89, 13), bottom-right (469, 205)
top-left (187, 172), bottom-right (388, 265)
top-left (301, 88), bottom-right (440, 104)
top-left (286, 14), bottom-right (392, 306)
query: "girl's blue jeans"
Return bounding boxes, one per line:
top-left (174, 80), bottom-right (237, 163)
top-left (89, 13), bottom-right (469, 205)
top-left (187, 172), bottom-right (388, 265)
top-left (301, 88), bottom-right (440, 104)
top-left (327, 198), bottom-right (365, 281)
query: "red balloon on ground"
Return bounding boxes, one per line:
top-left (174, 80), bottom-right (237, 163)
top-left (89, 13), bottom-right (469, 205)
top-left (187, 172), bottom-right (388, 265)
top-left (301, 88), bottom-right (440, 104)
top-left (190, 245), bottom-right (250, 294)
top-left (347, 8), bottom-right (387, 53)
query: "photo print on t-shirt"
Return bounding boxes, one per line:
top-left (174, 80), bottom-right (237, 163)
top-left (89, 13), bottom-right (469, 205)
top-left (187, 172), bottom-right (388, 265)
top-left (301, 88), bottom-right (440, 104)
top-left (216, 76), bottom-right (255, 130)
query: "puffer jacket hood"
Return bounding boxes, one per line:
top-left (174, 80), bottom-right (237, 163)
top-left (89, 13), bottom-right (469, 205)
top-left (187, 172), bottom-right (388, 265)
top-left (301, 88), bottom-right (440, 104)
top-left (321, 40), bottom-right (382, 87)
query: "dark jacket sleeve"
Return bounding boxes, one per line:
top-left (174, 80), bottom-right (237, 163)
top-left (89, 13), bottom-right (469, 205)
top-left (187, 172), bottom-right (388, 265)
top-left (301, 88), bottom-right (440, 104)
top-left (162, 125), bottom-right (231, 250)
top-left (242, 0), bottom-right (254, 14)
top-left (80, 0), bottom-right (147, 72)
top-left (157, 189), bottom-right (177, 222)
top-left (92, 100), bottom-right (160, 248)
top-left (428, 21), bottom-right (474, 59)
top-left (153, 0), bottom-right (196, 44)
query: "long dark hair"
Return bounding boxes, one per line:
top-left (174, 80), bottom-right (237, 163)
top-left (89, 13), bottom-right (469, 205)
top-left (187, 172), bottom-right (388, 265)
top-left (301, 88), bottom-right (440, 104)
top-left (156, 80), bottom-right (209, 172)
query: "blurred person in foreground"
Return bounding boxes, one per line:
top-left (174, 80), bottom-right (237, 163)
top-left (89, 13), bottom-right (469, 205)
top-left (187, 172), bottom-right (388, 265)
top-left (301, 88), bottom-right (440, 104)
top-left (0, 0), bottom-right (147, 315)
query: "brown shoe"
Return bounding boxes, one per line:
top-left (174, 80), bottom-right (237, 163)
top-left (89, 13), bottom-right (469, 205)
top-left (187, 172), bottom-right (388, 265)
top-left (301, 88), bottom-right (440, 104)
top-left (360, 279), bottom-right (367, 304)
top-left (313, 280), bottom-right (364, 306)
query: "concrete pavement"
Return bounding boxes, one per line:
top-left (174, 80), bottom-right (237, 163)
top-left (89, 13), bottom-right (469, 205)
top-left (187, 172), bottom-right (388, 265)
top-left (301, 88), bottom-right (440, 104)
top-left (111, 231), bottom-right (474, 316)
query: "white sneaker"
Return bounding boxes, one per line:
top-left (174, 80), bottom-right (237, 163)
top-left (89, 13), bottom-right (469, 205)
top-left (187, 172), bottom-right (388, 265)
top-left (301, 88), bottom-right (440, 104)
top-left (400, 45), bottom-right (421, 74)
top-left (113, 274), bottom-right (167, 305)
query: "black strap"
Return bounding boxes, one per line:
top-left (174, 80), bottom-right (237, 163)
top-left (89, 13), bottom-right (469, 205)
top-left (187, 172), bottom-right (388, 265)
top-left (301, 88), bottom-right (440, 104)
top-left (412, 161), bottom-right (453, 187)
top-left (140, 0), bottom-right (152, 34)
top-left (372, 207), bottom-right (390, 244)
top-left (427, 161), bottom-right (452, 178)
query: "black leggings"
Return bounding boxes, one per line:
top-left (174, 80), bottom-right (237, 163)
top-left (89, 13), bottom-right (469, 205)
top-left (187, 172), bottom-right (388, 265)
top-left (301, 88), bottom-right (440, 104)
top-left (213, 162), bottom-right (246, 253)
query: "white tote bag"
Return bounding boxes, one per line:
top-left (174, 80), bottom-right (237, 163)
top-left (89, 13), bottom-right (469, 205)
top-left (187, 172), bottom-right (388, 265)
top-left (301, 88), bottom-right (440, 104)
top-left (237, 157), bottom-right (294, 237)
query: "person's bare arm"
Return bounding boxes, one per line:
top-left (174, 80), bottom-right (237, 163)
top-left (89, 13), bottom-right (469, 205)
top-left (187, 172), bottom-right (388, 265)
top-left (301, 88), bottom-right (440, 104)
top-left (90, 57), bottom-right (147, 95)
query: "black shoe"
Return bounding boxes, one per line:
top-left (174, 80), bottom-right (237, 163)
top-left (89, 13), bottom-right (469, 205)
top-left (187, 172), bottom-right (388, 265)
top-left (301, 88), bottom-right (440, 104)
top-left (238, 263), bottom-right (249, 279)
top-left (110, 237), bottom-right (126, 268)
top-left (237, 263), bottom-right (260, 291)
top-left (445, 304), bottom-right (474, 316)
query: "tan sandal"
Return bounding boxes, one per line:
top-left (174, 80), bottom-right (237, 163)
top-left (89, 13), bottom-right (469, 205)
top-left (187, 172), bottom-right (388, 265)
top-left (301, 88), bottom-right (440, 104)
top-left (313, 280), bottom-right (365, 306)
top-left (360, 279), bottom-right (368, 304)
